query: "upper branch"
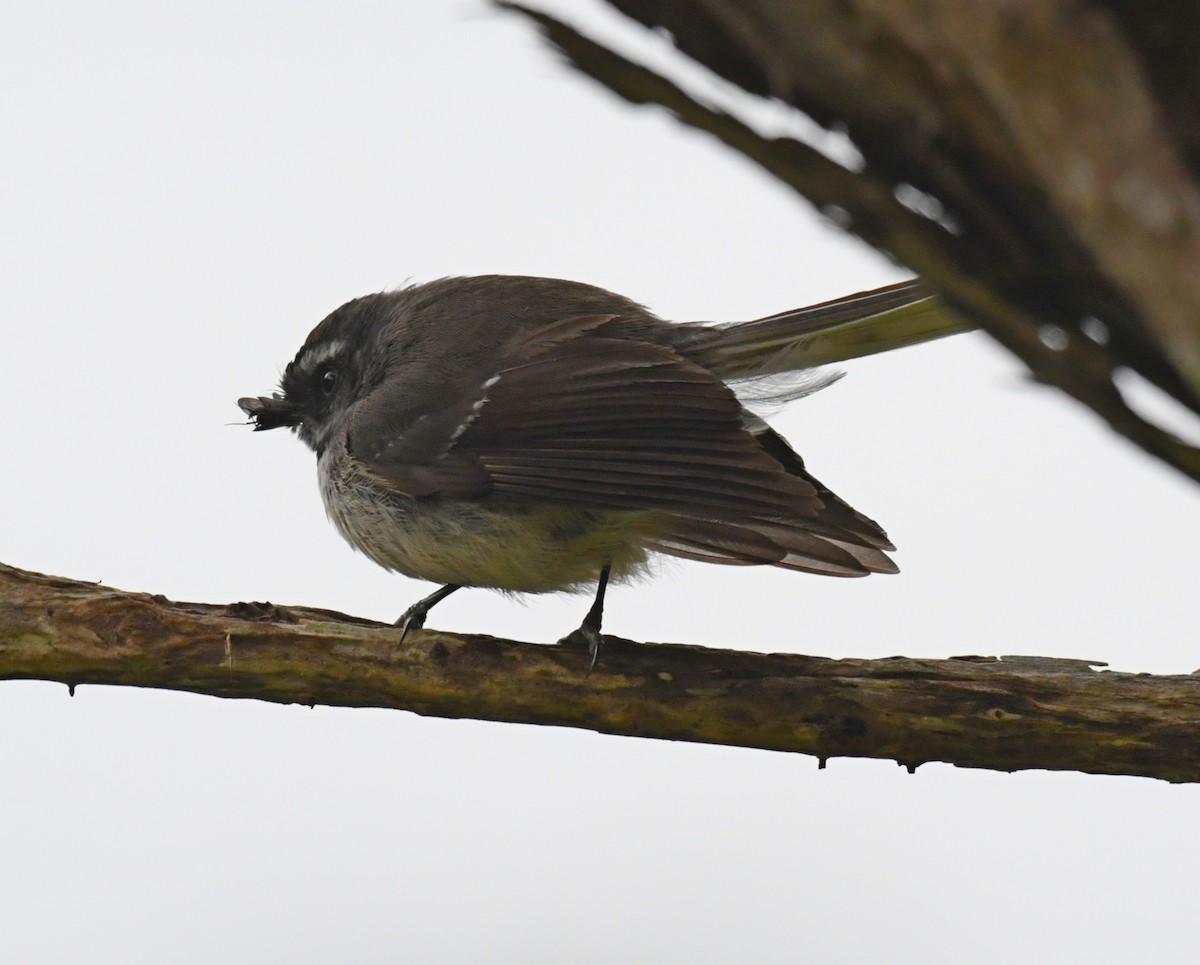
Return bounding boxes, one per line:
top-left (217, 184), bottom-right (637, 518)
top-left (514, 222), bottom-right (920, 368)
top-left (500, 1), bottom-right (1200, 484)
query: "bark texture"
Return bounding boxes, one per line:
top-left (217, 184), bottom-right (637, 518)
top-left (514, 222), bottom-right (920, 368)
top-left (4, 562), bottom-right (1198, 782)
top-left (502, 1), bottom-right (1200, 483)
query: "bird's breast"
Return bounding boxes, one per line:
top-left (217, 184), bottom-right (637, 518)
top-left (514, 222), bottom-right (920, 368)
top-left (317, 444), bottom-right (650, 592)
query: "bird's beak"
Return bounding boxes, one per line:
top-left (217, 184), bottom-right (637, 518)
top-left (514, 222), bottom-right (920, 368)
top-left (237, 394), bottom-right (301, 431)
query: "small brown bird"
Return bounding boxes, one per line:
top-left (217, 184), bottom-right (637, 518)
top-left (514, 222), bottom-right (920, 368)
top-left (239, 275), bottom-right (963, 669)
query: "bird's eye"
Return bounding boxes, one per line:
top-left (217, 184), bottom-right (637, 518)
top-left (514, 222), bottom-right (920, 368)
top-left (319, 366), bottom-right (338, 396)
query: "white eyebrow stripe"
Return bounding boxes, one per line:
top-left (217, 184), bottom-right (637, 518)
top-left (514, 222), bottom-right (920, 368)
top-left (296, 338), bottom-right (348, 374)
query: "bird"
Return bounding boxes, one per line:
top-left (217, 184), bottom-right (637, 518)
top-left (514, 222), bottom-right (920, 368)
top-left (239, 274), bottom-right (964, 671)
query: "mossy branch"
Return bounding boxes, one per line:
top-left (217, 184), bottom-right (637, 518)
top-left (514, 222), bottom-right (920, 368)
top-left (3, 562), bottom-right (1198, 782)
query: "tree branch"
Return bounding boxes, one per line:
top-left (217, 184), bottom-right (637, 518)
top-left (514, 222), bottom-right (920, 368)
top-left (4, 562), bottom-right (1198, 782)
top-left (500, 1), bottom-right (1200, 484)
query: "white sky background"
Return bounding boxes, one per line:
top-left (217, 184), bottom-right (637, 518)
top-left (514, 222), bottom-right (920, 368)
top-left (2, 1), bottom-right (1198, 961)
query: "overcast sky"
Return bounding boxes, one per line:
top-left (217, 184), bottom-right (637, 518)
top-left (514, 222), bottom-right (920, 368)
top-left (2, 2), bottom-right (1198, 962)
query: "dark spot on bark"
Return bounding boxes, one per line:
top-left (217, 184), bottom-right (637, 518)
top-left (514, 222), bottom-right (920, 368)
top-left (806, 713), bottom-right (868, 739)
top-left (224, 601), bottom-right (296, 623)
top-left (841, 716), bottom-right (868, 737)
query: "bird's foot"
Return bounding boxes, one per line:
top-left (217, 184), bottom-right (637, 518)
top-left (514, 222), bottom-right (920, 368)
top-left (558, 623), bottom-right (604, 676)
top-left (394, 584), bottom-right (462, 644)
top-left (395, 603), bottom-right (430, 644)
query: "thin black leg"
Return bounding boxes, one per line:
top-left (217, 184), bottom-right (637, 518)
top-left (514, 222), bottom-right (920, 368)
top-left (558, 564), bottom-right (611, 675)
top-left (396, 583), bottom-right (462, 643)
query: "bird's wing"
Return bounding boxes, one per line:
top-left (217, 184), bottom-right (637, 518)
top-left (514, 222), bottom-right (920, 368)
top-left (350, 314), bottom-right (820, 521)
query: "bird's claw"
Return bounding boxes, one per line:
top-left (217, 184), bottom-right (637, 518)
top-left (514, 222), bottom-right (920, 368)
top-left (558, 624), bottom-right (604, 676)
top-left (395, 605), bottom-right (428, 644)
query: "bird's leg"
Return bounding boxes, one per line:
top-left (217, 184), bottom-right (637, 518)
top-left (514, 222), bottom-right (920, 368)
top-left (396, 583), bottom-right (462, 643)
top-left (558, 564), bottom-right (612, 675)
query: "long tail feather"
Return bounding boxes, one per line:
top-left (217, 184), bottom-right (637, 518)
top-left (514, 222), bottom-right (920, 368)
top-left (678, 280), bottom-right (970, 381)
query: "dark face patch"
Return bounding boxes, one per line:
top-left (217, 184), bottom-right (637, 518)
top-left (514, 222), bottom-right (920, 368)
top-left (238, 293), bottom-right (396, 454)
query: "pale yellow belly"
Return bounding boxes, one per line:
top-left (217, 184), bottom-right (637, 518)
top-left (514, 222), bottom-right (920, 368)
top-left (318, 447), bottom-right (651, 592)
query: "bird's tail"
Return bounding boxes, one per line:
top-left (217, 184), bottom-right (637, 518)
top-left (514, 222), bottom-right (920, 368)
top-left (677, 280), bottom-right (970, 383)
